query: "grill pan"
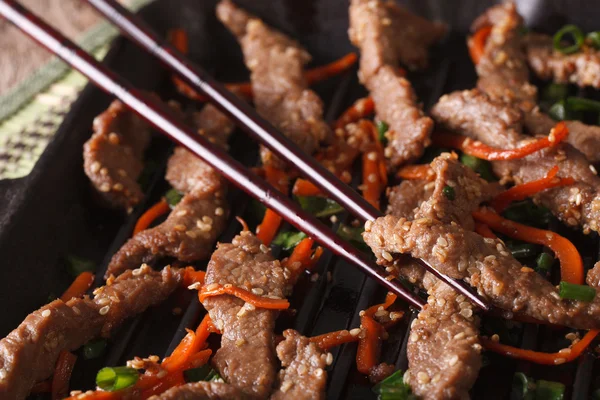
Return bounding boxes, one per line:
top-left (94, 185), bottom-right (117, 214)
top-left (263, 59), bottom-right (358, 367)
top-left (1, 0), bottom-right (600, 398)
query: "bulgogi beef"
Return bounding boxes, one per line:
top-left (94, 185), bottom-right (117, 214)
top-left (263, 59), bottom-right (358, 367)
top-left (0, 266), bottom-right (183, 400)
top-left (523, 32), bottom-right (600, 89)
top-left (106, 104), bottom-right (234, 278)
top-left (83, 99), bottom-right (152, 212)
top-left (200, 230), bottom-right (287, 399)
top-left (348, 0), bottom-right (444, 169)
top-left (431, 89), bottom-right (600, 234)
top-left (387, 180), bottom-right (434, 219)
top-left (151, 382), bottom-right (247, 400)
top-left (216, 0), bottom-right (330, 168)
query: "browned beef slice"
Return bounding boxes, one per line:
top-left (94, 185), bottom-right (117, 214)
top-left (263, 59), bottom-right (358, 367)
top-left (524, 32), bottom-right (600, 89)
top-left (150, 382), bottom-right (247, 400)
top-left (587, 262), bottom-right (600, 288)
top-left (0, 266), bottom-right (182, 400)
top-left (387, 180), bottom-right (434, 219)
top-left (201, 231), bottom-right (287, 399)
top-left (271, 329), bottom-right (328, 400)
top-left (472, 3), bottom-right (537, 110)
top-left (217, 0), bottom-right (330, 167)
top-left (432, 89), bottom-right (600, 234)
top-left (83, 99), bottom-right (151, 211)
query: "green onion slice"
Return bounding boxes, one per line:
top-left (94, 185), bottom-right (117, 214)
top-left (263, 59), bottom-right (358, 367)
top-left (536, 252), bottom-right (554, 273)
top-left (587, 31), bottom-right (600, 49)
top-left (96, 366), bottom-right (139, 391)
top-left (184, 365), bottom-right (223, 383)
top-left (272, 231), bottom-right (307, 251)
top-left (296, 196), bottom-right (344, 218)
top-left (83, 339), bottom-right (107, 360)
top-left (377, 120), bottom-right (389, 143)
top-left (442, 185), bottom-right (455, 200)
top-left (559, 281), bottom-right (596, 302)
top-left (566, 96), bottom-right (600, 112)
top-left (541, 83), bottom-right (568, 103)
top-left (164, 188), bottom-right (184, 208)
top-left (553, 25), bottom-right (585, 54)
top-left (512, 372), bottom-right (533, 400)
top-left (460, 154), bottom-right (495, 181)
top-left (65, 255), bottom-right (96, 278)
top-left (372, 370), bottom-right (415, 399)
top-left (535, 380), bottom-right (565, 400)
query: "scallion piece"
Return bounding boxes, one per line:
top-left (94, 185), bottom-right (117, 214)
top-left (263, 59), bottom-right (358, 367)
top-left (96, 366), bottom-right (139, 391)
top-left (372, 370), bottom-right (415, 400)
top-left (164, 188), bottom-right (183, 208)
top-left (184, 365), bottom-right (223, 383)
top-left (511, 372), bottom-right (533, 400)
top-left (553, 24), bottom-right (585, 54)
top-left (65, 255), bottom-right (96, 278)
top-left (83, 339), bottom-right (107, 360)
top-left (377, 120), bottom-right (389, 144)
top-left (272, 231), bottom-right (307, 251)
top-left (535, 380), bottom-right (565, 400)
top-left (536, 252), bottom-right (554, 273)
top-left (566, 96), bottom-right (600, 112)
top-left (541, 83), bottom-right (568, 103)
top-left (587, 31), bottom-right (600, 49)
top-left (442, 185), bottom-right (455, 200)
top-left (508, 243), bottom-right (540, 259)
top-left (296, 196), bottom-right (344, 218)
top-left (559, 281), bottom-right (596, 302)
top-left (549, 100), bottom-right (567, 121)
top-left (460, 154), bottom-right (495, 181)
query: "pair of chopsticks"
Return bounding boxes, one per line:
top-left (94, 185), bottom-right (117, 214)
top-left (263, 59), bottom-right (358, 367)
top-left (0, 0), bottom-right (488, 311)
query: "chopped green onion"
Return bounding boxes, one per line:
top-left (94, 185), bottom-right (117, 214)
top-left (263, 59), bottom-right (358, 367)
top-left (541, 83), bottom-right (568, 103)
top-left (377, 120), bottom-right (389, 144)
top-left (549, 100), bottom-right (567, 121)
top-left (511, 373), bottom-right (565, 400)
top-left (566, 96), bottom-right (600, 112)
top-left (83, 339), bottom-right (107, 360)
top-left (372, 370), bottom-right (415, 400)
top-left (272, 231), bottom-right (307, 251)
top-left (536, 252), bottom-right (554, 273)
top-left (96, 366), bottom-right (139, 391)
top-left (535, 380), bottom-right (565, 400)
top-left (296, 196), bottom-right (344, 218)
top-left (559, 281), bottom-right (596, 302)
top-left (553, 25), bottom-right (585, 54)
top-left (164, 188), bottom-right (183, 208)
top-left (511, 372), bottom-right (534, 400)
top-left (184, 365), bottom-right (223, 383)
top-left (442, 185), bottom-right (455, 200)
top-left (502, 200), bottom-right (551, 227)
top-left (587, 32), bottom-right (600, 49)
top-left (65, 255), bottom-right (96, 278)
top-left (460, 154), bottom-right (495, 181)
top-left (508, 243), bottom-right (541, 259)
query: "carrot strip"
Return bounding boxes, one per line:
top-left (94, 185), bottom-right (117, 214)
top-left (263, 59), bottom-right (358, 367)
top-left (60, 271), bottom-right (94, 302)
top-left (356, 315), bottom-right (382, 375)
top-left (474, 222), bottom-right (498, 239)
top-left (362, 151), bottom-right (383, 210)
top-left (482, 329), bottom-right (599, 365)
top-left (139, 373), bottom-right (187, 399)
top-left (491, 166), bottom-right (575, 212)
top-left (182, 267), bottom-right (206, 288)
top-left (292, 179), bottom-right (322, 197)
top-left (307, 246), bottom-right (324, 270)
top-left (52, 351), bottom-right (77, 400)
top-left (468, 26), bottom-right (492, 64)
top-left (396, 164), bottom-right (435, 181)
top-left (199, 284), bottom-right (290, 310)
top-left (333, 97), bottom-right (375, 130)
top-left (284, 237), bottom-right (315, 270)
top-left (133, 199), bottom-right (170, 235)
top-left (432, 122), bottom-right (569, 161)
top-left (472, 208), bottom-right (584, 284)
top-left (364, 292), bottom-right (398, 318)
top-left (236, 216), bottom-right (250, 232)
top-left (311, 330), bottom-right (360, 351)
top-left (256, 167), bottom-right (289, 245)
top-left (161, 314), bottom-right (213, 373)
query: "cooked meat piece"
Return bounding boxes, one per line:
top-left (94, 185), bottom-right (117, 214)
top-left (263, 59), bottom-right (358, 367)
top-left (524, 33), bottom-right (600, 89)
top-left (0, 266), bottom-right (182, 400)
top-left (83, 99), bottom-right (152, 212)
top-left (387, 180), bottom-right (434, 219)
top-left (106, 104), bottom-right (234, 278)
top-left (368, 363), bottom-right (395, 384)
top-left (431, 89), bottom-right (600, 234)
top-left (150, 382), bottom-right (247, 400)
top-left (524, 109), bottom-right (600, 163)
top-left (471, 2), bottom-right (537, 111)
top-left (217, 0), bottom-right (330, 168)
top-left (587, 262), bottom-right (600, 288)
top-left (349, 0), bottom-right (443, 169)
top-left (271, 329), bottom-right (327, 400)
top-left (201, 231), bottom-right (287, 399)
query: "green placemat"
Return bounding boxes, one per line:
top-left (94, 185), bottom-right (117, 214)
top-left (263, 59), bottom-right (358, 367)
top-left (0, 0), bottom-right (153, 180)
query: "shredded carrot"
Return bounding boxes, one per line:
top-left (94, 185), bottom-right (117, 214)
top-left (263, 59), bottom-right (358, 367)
top-left (284, 237), bottom-right (314, 268)
top-left (169, 28), bottom-right (188, 54)
top-left (364, 292), bottom-right (398, 318)
top-left (236, 216), bottom-right (250, 232)
top-left (432, 122), bottom-right (569, 161)
top-left (333, 97), bottom-right (375, 130)
top-left (256, 167), bottom-right (289, 245)
top-left (396, 164), bottom-right (435, 181)
top-left (490, 166), bottom-right (575, 212)
top-left (356, 315), bottom-right (382, 375)
top-left (307, 246), bottom-right (324, 270)
top-left (133, 199), bottom-right (170, 235)
top-left (52, 351), bottom-right (77, 400)
top-left (473, 208), bottom-right (584, 284)
top-left (362, 151), bottom-right (383, 210)
top-left (199, 284), bottom-right (290, 310)
top-left (182, 267), bottom-right (205, 288)
top-left (60, 271), bottom-right (94, 302)
top-left (311, 330), bottom-right (360, 351)
top-left (161, 314), bottom-right (213, 373)
top-left (474, 222), bottom-right (498, 239)
top-left (139, 372), bottom-right (187, 398)
top-left (292, 179), bottom-right (322, 197)
top-left (468, 26), bottom-right (492, 64)
top-left (482, 329), bottom-right (599, 365)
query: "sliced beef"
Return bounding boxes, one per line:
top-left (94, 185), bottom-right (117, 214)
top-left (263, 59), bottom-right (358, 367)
top-left (83, 99), bottom-right (152, 212)
top-left (201, 231), bottom-right (287, 399)
top-left (587, 262), bottom-right (600, 288)
top-left (349, 0), bottom-right (443, 169)
top-left (524, 33), bottom-right (600, 89)
top-left (106, 104), bottom-right (234, 278)
top-left (431, 89), bottom-right (600, 234)
top-left (471, 2), bottom-right (537, 111)
top-left (151, 382), bottom-right (247, 400)
top-left (217, 0), bottom-right (330, 167)
top-left (0, 266), bottom-right (182, 400)
top-left (387, 180), bottom-right (434, 219)
top-left (271, 329), bottom-right (328, 400)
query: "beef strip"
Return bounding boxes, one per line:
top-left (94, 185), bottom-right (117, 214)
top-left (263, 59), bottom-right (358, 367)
top-left (271, 329), bottom-right (328, 400)
top-left (349, 0), bottom-right (444, 169)
top-left (587, 262), bottom-right (600, 288)
top-left (431, 89), bottom-right (600, 234)
top-left (524, 32), bottom-right (600, 89)
top-left (106, 104), bottom-right (234, 278)
top-left (217, 0), bottom-right (330, 168)
top-left (83, 99), bottom-right (152, 212)
top-left (151, 382), bottom-right (247, 400)
top-left (387, 180), bottom-right (434, 220)
top-left (0, 266), bottom-right (182, 400)
top-left (201, 231), bottom-right (287, 399)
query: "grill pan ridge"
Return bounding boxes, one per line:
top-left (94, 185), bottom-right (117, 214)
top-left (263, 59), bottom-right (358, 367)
top-left (1, 0), bottom-right (599, 398)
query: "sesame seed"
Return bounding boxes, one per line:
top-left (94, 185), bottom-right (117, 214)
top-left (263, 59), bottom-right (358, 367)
top-left (99, 306), bottom-right (110, 315)
top-left (367, 152), bottom-right (378, 161)
top-left (350, 328), bottom-right (361, 337)
top-left (314, 368), bottom-right (324, 377)
top-left (491, 334), bottom-right (500, 342)
top-left (41, 309), bottom-right (51, 318)
top-left (365, 220), bottom-right (374, 232)
top-left (410, 332), bottom-right (419, 342)
top-left (99, 182), bottom-right (111, 192)
top-left (215, 207), bottom-right (224, 216)
top-left (174, 224), bottom-right (187, 232)
top-left (448, 355), bottom-right (459, 366)
top-left (90, 161), bottom-right (101, 173)
top-left (381, 250), bottom-right (393, 262)
top-left (235, 338), bottom-right (246, 347)
top-left (185, 231), bottom-right (197, 239)
top-left (260, 244), bottom-right (269, 253)
top-left (554, 358), bottom-right (567, 365)
top-left (454, 332), bottom-right (466, 340)
top-left (298, 364), bottom-right (307, 375)
top-left (188, 282), bottom-right (201, 290)
top-left (251, 288), bottom-right (264, 295)
top-left (417, 371), bottom-right (430, 384)
top-left (367, 173), bottom-right (378, 183)
top-left (280, 381), bottom-right (293, 393)
top-left (591, 165), bottom-right (598, 175)
top-left (326, 353), bottom-right (333, 365)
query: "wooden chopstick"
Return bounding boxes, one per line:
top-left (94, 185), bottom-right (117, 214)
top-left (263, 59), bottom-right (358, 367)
top-left (82, 0), bottom-right (490, 311)
top-left (0, 0), bottom-right (427, 309)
